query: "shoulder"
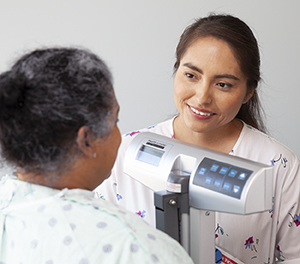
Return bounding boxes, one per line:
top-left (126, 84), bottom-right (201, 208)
top-left (234, 123), bottom-right (300, 190)
top-left (62, 190), bottom-right (193, 263)
top-left (119, 118), bottom-right (175, 151)
top-left (123, 118), bottom-right (174, 139)
top-left (235, 122), bottom-right (299, 164)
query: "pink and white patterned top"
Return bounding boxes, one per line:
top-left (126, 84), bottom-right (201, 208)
top-left (95, 117), bottom-right (300, 264)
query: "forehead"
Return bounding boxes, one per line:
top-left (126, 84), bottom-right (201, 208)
top-left (181, 36), bottom-right (243, 76)
top-left (112, 96), bottom-right (119, 114)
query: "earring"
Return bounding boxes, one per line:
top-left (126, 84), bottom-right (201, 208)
top-left (92, 153), bottom-right (97, 158)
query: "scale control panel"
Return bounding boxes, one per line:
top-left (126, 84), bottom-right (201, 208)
top-left (193, 157), bottom-right (253, 199)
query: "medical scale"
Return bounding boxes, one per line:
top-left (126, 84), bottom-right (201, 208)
top-left (124, 132), bottom-right (273, 264)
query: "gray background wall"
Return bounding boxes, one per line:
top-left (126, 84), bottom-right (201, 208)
top-left (1, 0), bottom-right (300, 176)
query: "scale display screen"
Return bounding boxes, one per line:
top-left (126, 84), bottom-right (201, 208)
top-left (193, 157), bottom-right (253, 199)
top-left (136, 144), bottom-right (165, 167)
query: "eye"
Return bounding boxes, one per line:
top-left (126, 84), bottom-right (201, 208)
top-left (217, 82), bottom-right (232, 89)
top-left (185, 73), bottom-right (196, 79)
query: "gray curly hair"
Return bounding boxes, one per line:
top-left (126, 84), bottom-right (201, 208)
top-left (0, 47), bottom-right (116, 175)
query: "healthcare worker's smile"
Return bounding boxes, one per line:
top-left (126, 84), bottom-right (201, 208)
top-left (189, 105), bottom-right (216, 119)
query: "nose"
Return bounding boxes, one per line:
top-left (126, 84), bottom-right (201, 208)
top-left (195, 80), bottom-right (212, 105)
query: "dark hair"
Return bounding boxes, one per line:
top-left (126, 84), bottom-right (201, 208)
top-left (0, 47), bottom-right (116, 174)
top-left (174, 14), bottom-right (265, 132)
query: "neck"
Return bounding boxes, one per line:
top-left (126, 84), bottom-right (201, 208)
top-left (16, 157), bottom-right (100, 191)
top-left (16, 168), bottom-right (67, 190)
top-left (173, 116), bottom-right (243, 153)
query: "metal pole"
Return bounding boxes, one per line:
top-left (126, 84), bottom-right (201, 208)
top-left (190, 208), bottom-right (215, 264)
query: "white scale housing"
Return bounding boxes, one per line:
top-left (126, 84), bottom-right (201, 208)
top-left (124, 132), bottom-right (273, 263)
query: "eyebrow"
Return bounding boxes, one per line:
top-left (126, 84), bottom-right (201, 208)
top-left (183, 63), bottom-right (240, 81)
top-left (214, 74), bottom-right (240, 81)
top-left (183, 63), bottom-right (203, 74)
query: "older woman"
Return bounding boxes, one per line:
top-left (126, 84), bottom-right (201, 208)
top-left (96, 14), bottom-right (300, 263)
top-left (0, 48), bottom-right (193, 263)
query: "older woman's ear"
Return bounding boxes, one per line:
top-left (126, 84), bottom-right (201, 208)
top-left (77, 126), bottom-right (94, 157)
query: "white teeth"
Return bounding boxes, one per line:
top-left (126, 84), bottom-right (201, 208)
top-left (190, 106), bottom-right (213, 116)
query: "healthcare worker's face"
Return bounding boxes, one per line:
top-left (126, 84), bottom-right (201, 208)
top-left (174, 36), bottom-right (252, 135)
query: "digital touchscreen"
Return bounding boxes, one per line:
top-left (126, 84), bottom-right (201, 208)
top-left (136, 145), bottom-right (164, 167)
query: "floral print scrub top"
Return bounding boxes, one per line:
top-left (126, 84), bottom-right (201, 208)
top-left (95, 117), bottom-right (300, 264)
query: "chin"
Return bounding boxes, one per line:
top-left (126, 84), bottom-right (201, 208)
top-left (187, 123), bottom-right (211, 133)
top-left (106, 171), bottom-right (112, 179)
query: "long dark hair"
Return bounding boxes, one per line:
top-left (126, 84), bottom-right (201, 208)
top-left (174, 14), bottom-right (265, 132)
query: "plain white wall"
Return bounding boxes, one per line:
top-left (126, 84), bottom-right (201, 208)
top-left (0, 0), bottom-right (299, 176)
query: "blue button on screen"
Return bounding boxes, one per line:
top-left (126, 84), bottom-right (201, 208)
top-left (199, 168), bottom-right (207, 175)
top-left (205, 177), bottom-right (212, 185)
top-left (223, 182), bottom-right (231, 191)
top-left (214, 180), bottom-right (221, 188)
top-left (210, 164), bottom-right (219, 172)
top-left (220, 167), bottom-right (229, 175)
top-left (238, 173), bottom-right (247, 180)
top-left (228, 169), bottom-right (237, 177)
top-left (233, 185), bottom-right (240, 194)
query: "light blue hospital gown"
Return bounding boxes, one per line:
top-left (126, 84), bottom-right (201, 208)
top-left (0, 175), bottom-right (193, 264)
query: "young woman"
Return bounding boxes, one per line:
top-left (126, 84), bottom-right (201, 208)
top-left (96, 14), bottom-right (300, 263)
top-left (0, 48), bottom-right (193, 264)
